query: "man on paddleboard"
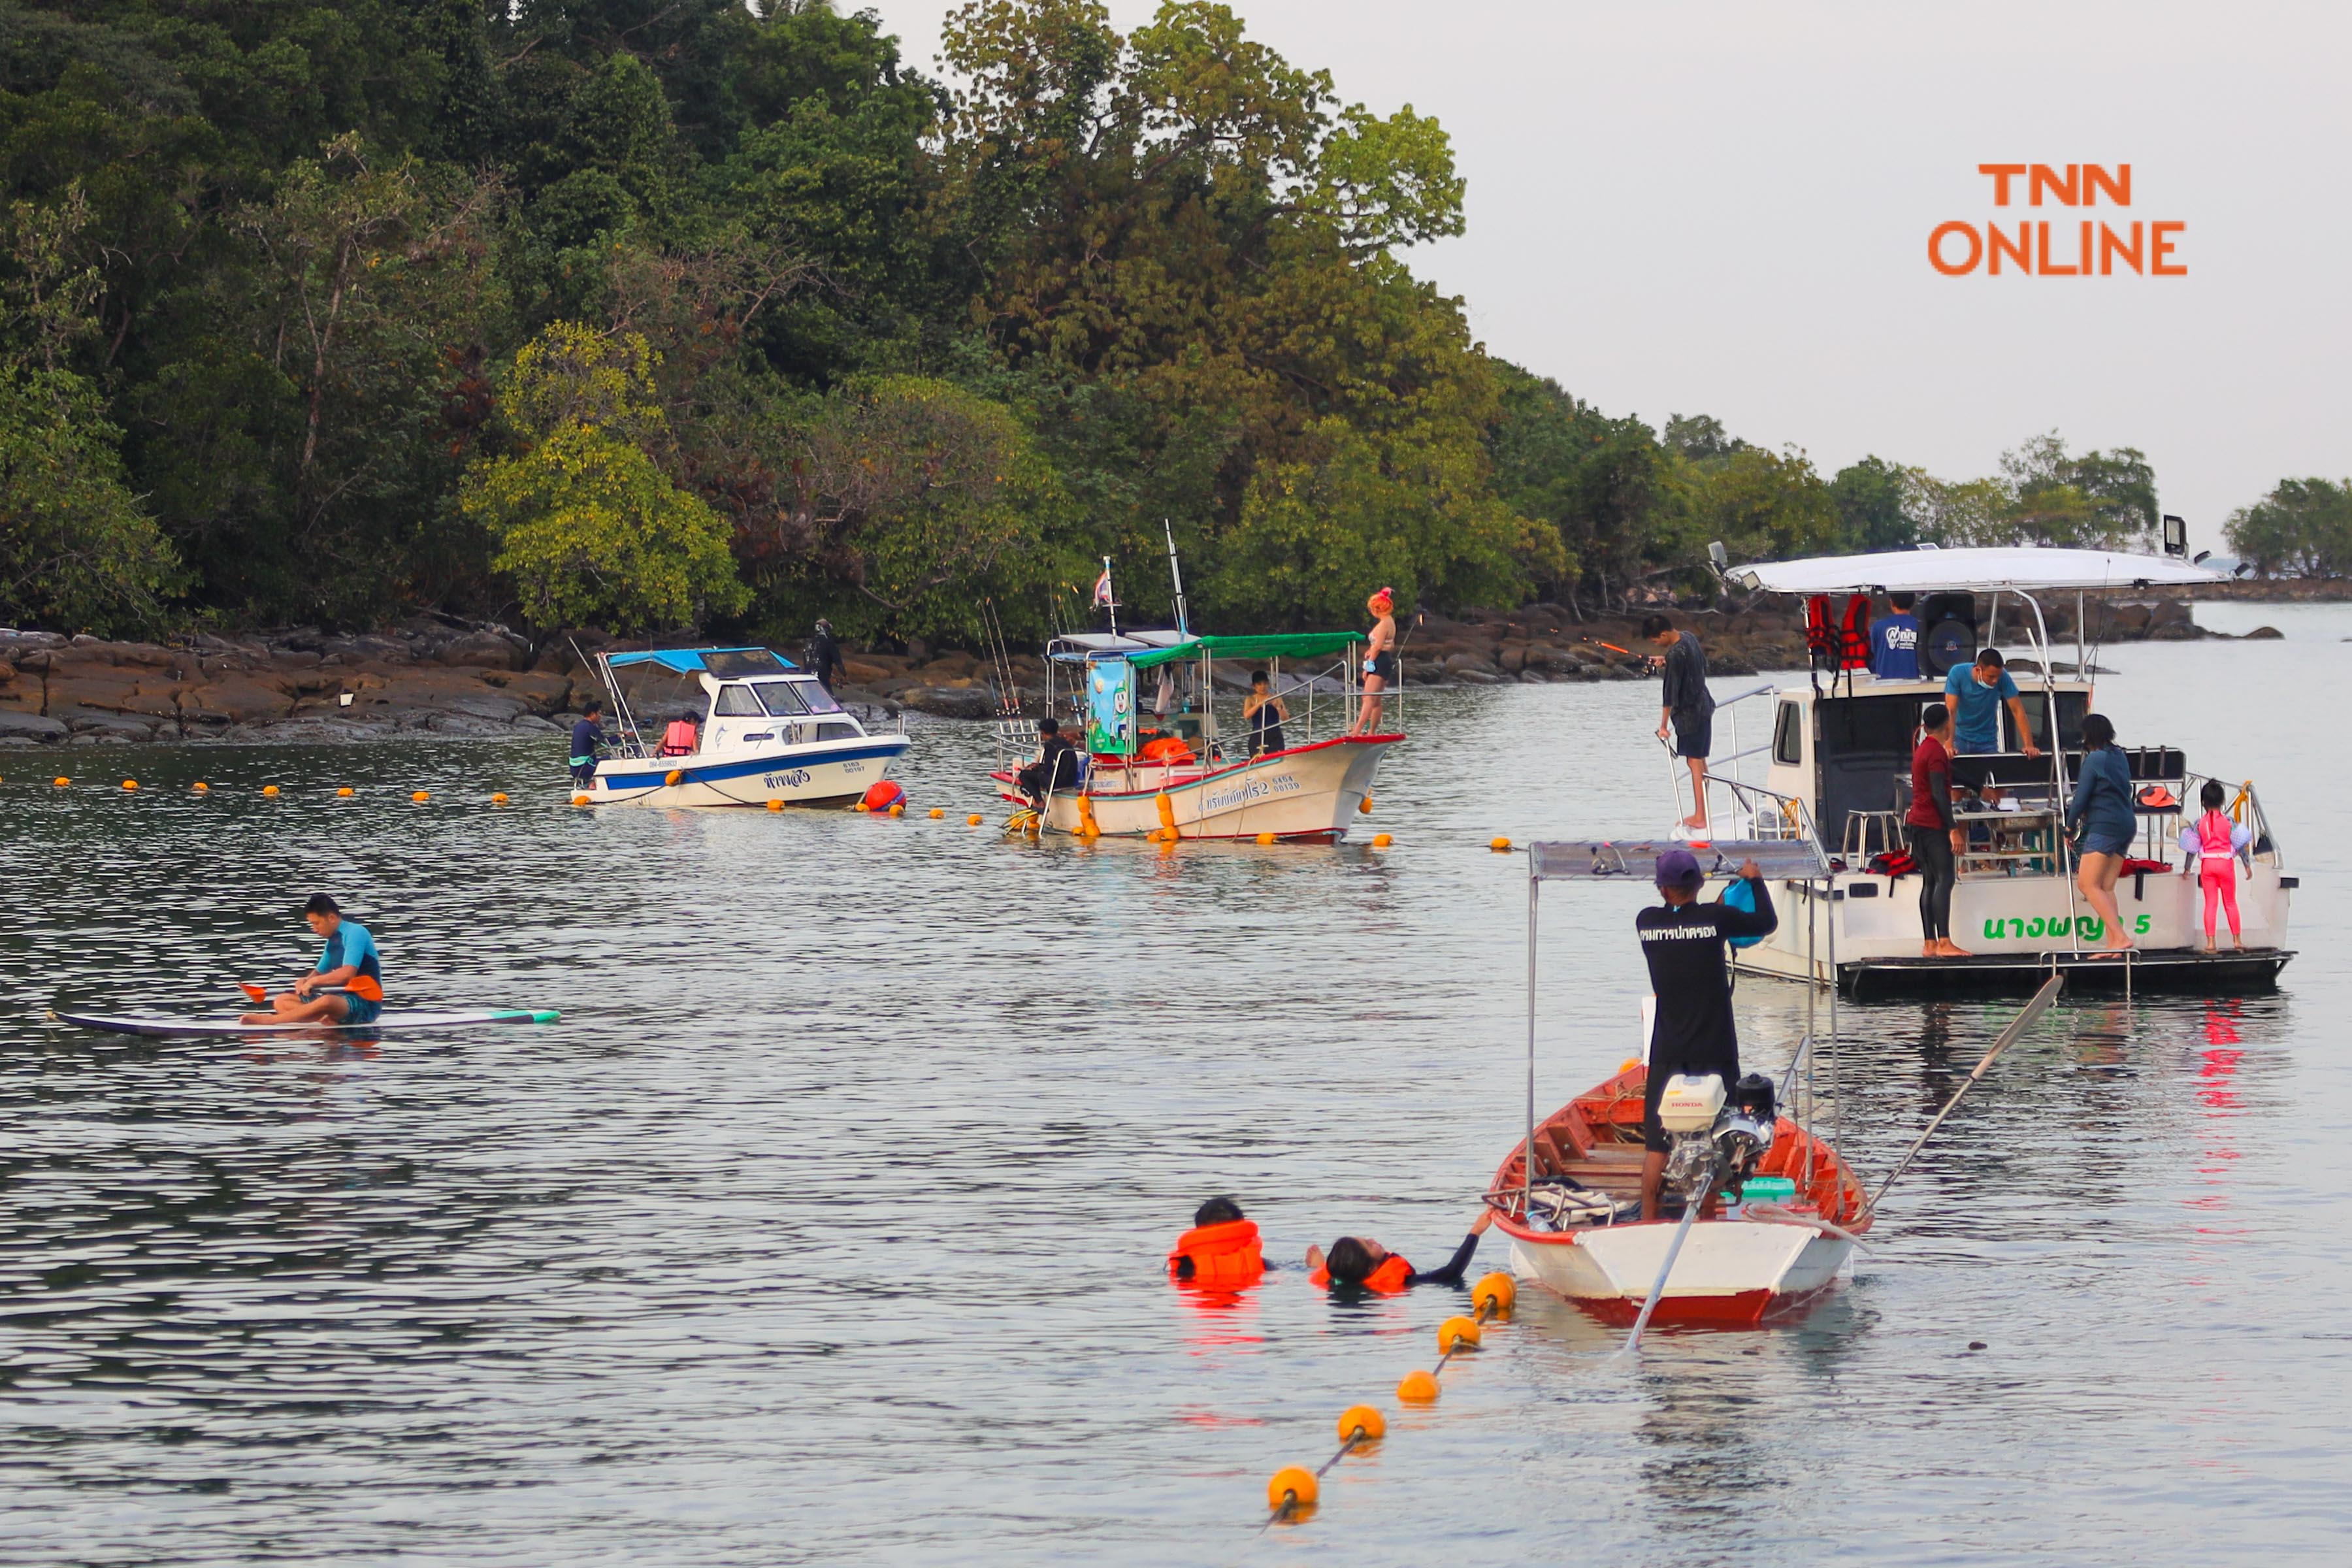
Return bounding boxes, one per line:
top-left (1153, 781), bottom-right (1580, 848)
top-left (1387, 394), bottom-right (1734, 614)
top-left (1637, 849), bottom-right (1775, 1220)
top-left (240, 895), bottom-right (385, 1027)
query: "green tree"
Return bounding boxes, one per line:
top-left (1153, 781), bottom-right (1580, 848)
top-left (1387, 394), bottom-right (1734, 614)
top-left (1829, 456), bottom-right (1921, 552)
top-left (2225, 478), bottom-right (2352, 577)
top-left (0, 368), bottom-right (184, 635)
top-left (462, 421), bottom-right (746, 633)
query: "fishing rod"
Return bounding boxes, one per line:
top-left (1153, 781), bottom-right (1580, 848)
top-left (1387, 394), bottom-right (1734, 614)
top-left (1864, 974), bottom-right (2063, 1221)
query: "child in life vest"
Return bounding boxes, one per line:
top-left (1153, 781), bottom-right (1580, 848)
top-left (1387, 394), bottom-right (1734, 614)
top-left (2180, 780), bottom-right (2253, 952)
top-left (1305, 1209), bottom-right (1493, 1293)
top-left (1167, 1196), bottom-right (1267, 1286)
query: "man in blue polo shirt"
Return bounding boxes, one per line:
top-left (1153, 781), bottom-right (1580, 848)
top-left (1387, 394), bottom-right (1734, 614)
top-left (1942, 647), bottom-right (2042, 757)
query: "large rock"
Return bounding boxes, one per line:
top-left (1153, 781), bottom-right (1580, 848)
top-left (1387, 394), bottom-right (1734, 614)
top-left (182, 676), bottom-right (294, 726)
top-left (436, 630), bottom-right (528, 670)
top-left (902, 685), bottom-right (998, 719)
top-left (0, 710), bottom-right (67, 742)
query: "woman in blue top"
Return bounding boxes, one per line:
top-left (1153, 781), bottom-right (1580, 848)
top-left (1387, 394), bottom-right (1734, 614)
top-left (2065, 713), bottom-right (2138, 952)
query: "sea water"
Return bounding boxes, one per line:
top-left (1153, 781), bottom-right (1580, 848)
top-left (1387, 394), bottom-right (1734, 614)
top-left (2, 634), bottom-right (2347, 1564)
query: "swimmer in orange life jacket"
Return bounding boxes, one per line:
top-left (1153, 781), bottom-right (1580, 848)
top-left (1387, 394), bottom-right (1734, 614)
top-left (1167, 1196), bottom-right (1269, 1286)
top-left (1305, 1208), bottom-right (1494, 1292)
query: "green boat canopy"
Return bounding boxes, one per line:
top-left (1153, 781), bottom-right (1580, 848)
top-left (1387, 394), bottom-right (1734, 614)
top-left (1125, 631), bottom-right (1366, 670)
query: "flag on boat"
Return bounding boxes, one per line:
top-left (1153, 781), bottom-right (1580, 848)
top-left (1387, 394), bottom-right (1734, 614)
top-left (1092, 564), bottom-right (1115, 608)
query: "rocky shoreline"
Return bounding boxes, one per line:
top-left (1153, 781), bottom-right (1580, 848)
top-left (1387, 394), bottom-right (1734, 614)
top-left (0, 591), bottom-right (2295, 747)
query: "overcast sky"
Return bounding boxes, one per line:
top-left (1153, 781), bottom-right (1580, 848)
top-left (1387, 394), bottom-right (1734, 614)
top-left (859, 0), bottom-right (2351, 551)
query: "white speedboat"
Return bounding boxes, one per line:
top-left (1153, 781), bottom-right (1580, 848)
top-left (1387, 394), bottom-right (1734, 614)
top-left (576, 647), bottom-right (909, 808)
top-left (1701, 546), bottom-right (2295, 997)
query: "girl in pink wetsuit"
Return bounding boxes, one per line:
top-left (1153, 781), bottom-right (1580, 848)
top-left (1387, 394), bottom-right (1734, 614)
top-left (2180, 779), bottom-right (2253, 952)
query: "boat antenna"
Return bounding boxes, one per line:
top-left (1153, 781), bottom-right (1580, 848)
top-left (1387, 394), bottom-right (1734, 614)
top-left (1162, 519), bottom-right (1190, 638)
top-left (1100, 555), bottom-right (1120, 641)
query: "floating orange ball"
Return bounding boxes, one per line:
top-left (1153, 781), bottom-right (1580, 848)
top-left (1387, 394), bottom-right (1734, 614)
top-left (1397, 1369), bottom-right (1439, 1403)
top-left (337, 787), bottom-right (355, 797)
top-left (1266, 1466), bottom-right (1318, 1514)
top-left (1437, 1315), bottom-right (1483, 1354)
top-left (263, 785), bottom-right (280, 797)
top-left (967, 813), bottom-right (983, 826)
top-left (1473, 1272), bottom-right (1517, 1319)
top-left (1489, 836), bottom-right (1511, 852)
top-left (121, 779), bottom-right (137, 791)
top-left (1337, 1405), bottom-right (1386, 1443)
top-left (411, 791), bottom-right (430, 803)
top-left (192, 781), bottom-right (208, 792)
top-left (1256, 832), bottom-right (1276, 845)
top-left (1372, 832), bottom-right (1393, 847)
top-left (491, 793), bottom-right (508, 806)
top-left (572, 793), bottom-right (591, 806)
top-left (53, 777), bottom-right (69, 787)
top-left (928, 808), bottom-right (945, 819)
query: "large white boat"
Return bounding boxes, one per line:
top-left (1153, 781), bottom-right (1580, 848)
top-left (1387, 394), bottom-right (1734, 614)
top-left (1701, 546), bottom-right (2294, 996)
top-left (988, 630), bottom-right (1399, 842)
top-left (574, 647), bottom-right (909, 808)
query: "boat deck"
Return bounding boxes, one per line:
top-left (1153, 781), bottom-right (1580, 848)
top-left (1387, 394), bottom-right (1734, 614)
top-left (1818, 945), bottom-right (2294, 1000)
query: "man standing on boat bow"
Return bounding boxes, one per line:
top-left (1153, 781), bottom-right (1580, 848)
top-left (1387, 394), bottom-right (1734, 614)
top-left (1637, 849), bottom-right (1776, 1220)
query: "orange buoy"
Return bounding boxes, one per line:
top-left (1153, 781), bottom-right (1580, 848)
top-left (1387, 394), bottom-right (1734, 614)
top-left (1489, 836), bottom-right (1511, 852)
top-left (1371, 832), bottom-right (1393, 847)
top-left (862, 779), bottom-right (906, 813)
top-left (1472, 1272), bottom-right (1517, 1319)
top-left (491, 792), bottom-right (509, 806)
top-left (1397, 1369), bottom-right (1439, 1403)
top-left (1359, 794), bottom-right (1374, 814)
top-left (53, 777), bottom-right (69, 787)
top-left (889, 802), bottom-right (904, 817)
top-left (1437, 1315), bottom-right (1483, 1354)
top-left (263, 785), bottom-right (280, 797)
top-left (853, 802), bottom-right (870, 813)
top-left (664, 769), bottom-right (683, 787)
top-left (1256, 831), bottom-right (1275, 845)
top-left (572, 793), bottom-right (592, 807)
top-left (337, 787), bottom-right (355, 797)
top-left (1266, 1465), bottom-right (1318, 1514)
top-left (411, 791), bottom-right (431, 803)
top-left (121, 779), bottom-right (137, 791)
top-left (766, 798), bottom-right (783, 811)
top-left (192, 782), bottom-right (208, 792)
top-left (928, 808), bottom-right (945, 819)
top-left (967, 813), bottom-right (983, 826)
top-left (1337, 1405), bottom-right (1386, 1444)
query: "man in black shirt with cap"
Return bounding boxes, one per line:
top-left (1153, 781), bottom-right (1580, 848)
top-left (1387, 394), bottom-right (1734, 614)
top-left (1636, 847), bottom-right (1778, 1218)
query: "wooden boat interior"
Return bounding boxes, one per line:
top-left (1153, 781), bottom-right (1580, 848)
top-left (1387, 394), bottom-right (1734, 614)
top-left (1488, 1064), bottom-right (1872, 1232)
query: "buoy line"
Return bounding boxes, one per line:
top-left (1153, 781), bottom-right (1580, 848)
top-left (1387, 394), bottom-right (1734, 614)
top-left (1261, 1271), bottom-right (1517, 1528)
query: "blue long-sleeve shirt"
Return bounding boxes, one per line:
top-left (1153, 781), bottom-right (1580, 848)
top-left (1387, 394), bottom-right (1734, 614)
top-left (2065, 746), bottom-right (2136, 845)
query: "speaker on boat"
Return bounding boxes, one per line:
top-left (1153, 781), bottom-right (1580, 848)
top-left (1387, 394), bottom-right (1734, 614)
top-left (1918, 592), bottom-right (1978, 678)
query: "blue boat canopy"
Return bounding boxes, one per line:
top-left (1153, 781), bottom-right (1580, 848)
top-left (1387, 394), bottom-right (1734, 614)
top-left (605, 647), bottom-right (798, 675)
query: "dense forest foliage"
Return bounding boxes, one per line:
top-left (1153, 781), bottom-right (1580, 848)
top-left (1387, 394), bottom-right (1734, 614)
top-left (0, 0), bottom-right (2292, 647)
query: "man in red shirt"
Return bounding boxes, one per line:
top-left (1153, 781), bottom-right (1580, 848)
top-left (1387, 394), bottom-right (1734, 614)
top-left (1906, 702), bottom-right (1968, 958)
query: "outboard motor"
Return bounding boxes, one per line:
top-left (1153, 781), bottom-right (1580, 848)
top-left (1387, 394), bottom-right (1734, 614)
top-left (1654, 1071), bottom-right (1780, 1204)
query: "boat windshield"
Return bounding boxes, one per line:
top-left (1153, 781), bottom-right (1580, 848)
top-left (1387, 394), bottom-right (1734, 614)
top-left (793, 678), bottom-right (842, 713)
top-left (754, 680), bottom-right (810, 716)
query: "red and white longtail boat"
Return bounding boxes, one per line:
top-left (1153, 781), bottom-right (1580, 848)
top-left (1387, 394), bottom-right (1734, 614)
top-left (988, 629), bottom-right (1400, 843)
top-left (1497, 820), bottom-right (1871, 1330)
top-left (1487, 1062), bottom-right (1870, 1326)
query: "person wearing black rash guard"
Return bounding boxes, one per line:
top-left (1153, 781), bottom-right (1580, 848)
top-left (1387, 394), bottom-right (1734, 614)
top-left (1305, 1209), bottom-right (1494, 1292)
top-left (1637, 848), bottom-right (1777, 1220)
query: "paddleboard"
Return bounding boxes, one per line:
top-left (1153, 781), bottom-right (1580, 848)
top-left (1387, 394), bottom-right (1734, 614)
top-left (48, 1008), bottom-right (561, 1038)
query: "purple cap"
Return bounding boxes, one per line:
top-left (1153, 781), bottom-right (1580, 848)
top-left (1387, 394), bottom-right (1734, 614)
top-left (1654, 848), bottom-right (1703, 890)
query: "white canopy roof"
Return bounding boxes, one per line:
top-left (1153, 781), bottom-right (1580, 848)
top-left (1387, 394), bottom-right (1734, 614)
top-left (1726, 546), bottom-right (2223, 596)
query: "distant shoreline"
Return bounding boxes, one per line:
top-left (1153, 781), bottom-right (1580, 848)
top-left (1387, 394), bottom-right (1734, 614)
top-left (3, 580), bottom-right (2332, 748)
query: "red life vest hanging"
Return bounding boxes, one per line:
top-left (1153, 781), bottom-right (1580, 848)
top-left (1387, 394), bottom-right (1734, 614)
top-left (1804, 595), bottom-right (1837, 670)
top-left (1838, 595), bottom-right (1872, 672)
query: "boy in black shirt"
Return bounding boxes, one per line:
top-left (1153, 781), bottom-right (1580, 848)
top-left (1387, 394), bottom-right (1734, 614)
top-left (1636, 848), bottom-right (1778, 1218)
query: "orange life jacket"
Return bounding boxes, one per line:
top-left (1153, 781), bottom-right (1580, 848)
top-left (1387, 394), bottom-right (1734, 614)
top-left (1140, 736), bottom-right (1194, 764)
top-left (1168, 1218), bottom-right (1264, 1286)
top-left (1309, 1254), bottom-right (1413, 1292)
top-left (661, 720), bottom-right (698, 755)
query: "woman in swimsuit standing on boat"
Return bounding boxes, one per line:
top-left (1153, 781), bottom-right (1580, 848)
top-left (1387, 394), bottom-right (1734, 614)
top-left (1347, 588), bottom-right (1397, 736)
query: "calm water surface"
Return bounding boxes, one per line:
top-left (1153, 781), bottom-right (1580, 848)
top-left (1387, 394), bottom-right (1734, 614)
top-left (3, 637), bottom-right (2347, 1564)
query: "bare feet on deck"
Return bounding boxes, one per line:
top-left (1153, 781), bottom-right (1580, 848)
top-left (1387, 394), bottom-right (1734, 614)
top-left (1933, 939), bottom-right (1971, 958)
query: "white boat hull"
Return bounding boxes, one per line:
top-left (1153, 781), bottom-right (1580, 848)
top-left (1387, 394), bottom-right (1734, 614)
top-left (993, 735), bottom-right (1395, 841)
top-left (584, 734), bottom-right (911, 808)
top-left (1503, 1218), bottom-right (1855, 1326)
top-left (1737, 860), bottom-right (2294, 987)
